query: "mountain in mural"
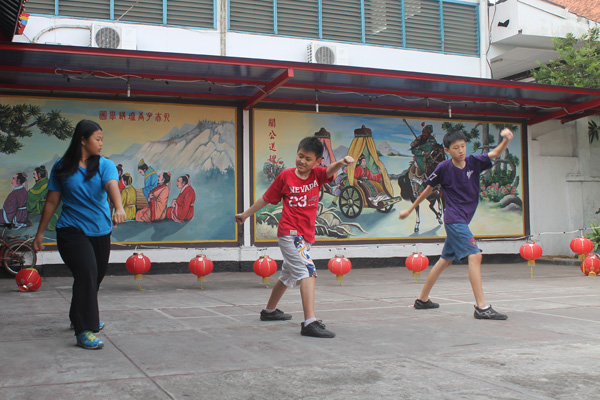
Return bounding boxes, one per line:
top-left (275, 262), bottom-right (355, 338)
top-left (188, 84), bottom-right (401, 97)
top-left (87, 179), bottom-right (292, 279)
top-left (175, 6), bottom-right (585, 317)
top-left (377, 140), bottom-right (401, 156)
top-left (333, 145), bottom-right (349, 161)
top-left (110, 120), bottom-right (235, 174)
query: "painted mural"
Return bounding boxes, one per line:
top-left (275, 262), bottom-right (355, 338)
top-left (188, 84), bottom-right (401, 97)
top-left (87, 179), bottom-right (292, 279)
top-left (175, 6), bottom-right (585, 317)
top-left (0, 96), bottom-right (237, 244)
top-left (253, 110), bottom-right (525, 243)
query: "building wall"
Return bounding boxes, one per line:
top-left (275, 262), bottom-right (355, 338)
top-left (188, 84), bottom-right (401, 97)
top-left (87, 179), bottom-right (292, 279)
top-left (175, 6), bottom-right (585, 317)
top-left (529, 117), bottom-right (600, 256)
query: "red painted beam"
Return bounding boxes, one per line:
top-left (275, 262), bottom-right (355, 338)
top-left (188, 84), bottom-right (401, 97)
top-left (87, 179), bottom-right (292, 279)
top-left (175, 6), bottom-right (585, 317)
top-left (560, 108), bottom-right (600, 124)
top-left (244, 68), bottom-right (294, 110)
top-left (528, 98), bottom-right (600, 125)
top-left (4, 43), bottom-right (600, 97)
top-left (261, 97), bottom-right (537, 119)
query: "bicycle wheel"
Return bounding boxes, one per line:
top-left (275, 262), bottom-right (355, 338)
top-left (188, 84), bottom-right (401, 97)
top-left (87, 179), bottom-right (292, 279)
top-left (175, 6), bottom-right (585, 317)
top-left (3, 240), bottom-right (37, 275)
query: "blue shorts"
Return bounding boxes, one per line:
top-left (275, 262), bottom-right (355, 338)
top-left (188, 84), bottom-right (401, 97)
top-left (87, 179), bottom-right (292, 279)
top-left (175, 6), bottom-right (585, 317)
top-left (441, 223), bottom-right (481, 262)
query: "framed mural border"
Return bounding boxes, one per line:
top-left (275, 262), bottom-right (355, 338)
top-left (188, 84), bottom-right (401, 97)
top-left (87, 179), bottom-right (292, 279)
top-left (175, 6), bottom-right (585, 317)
top-left (249, 105), bottom-right (530, 247)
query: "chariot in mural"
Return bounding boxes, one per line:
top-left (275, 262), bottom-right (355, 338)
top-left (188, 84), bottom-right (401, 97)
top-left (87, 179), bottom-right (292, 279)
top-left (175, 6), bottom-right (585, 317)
top-left (334, 125), bottom-right (403, 218)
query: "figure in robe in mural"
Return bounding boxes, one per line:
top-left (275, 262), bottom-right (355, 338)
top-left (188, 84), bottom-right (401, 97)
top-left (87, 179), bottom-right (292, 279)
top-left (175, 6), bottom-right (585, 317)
top-left (116, 164), bottom-right (126, 192)
top-left (138, 159), bottom-right (158, 200)
top-left (120, 173), bottom-right (137, 220)
top-left (135, 172), bottom-right (170, 222)
top-left (354, 155), bottom-right (383, 182)
top-left (0, 172), bottom-right (31, 228)
top-left (166, 174), bottom-right (195, 223)
top-left (27, 165), bottom-right (48, 216)
top-left (330, 166), bottom-right (347, 206)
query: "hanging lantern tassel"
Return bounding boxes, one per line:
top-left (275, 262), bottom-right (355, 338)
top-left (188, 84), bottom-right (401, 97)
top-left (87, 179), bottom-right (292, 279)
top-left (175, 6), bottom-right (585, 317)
top-left (253, 256), bottom-right (278, 288)
top-left (519, 242), bottom-right (542, 279)
top-left (328, 255), bottom-right (352, 286)
top-left (189, 254), bottom-right (214, 289)
top-left (405, 253), bottom-right (429, 283)
top-left (570, 236), bottom-right (594, 261)
top-left (126, 253), bottom-right (151, 290)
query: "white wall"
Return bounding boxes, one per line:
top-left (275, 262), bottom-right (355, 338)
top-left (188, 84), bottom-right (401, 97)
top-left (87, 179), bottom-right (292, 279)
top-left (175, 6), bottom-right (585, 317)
top-left (16, 14), bottom-right (484, 78)
top-left (528, 118), bottom-right (600, 255)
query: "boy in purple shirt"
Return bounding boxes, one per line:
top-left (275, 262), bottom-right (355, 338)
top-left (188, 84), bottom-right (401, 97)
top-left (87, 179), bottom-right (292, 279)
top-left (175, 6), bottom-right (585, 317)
top-left (399, 128), bottom-right (514, 320)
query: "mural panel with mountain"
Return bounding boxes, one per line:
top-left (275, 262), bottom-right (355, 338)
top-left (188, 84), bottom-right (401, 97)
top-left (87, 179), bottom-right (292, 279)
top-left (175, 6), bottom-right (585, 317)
top-left (0, 96), bottom-right (237, 244)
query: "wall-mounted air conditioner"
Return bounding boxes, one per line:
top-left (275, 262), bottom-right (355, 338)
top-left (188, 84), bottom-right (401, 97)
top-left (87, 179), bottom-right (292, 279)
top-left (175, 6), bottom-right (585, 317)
top-left (307, 43), bottom-right (349, 65)
top-left (91, 24), bottom-right (137, 50)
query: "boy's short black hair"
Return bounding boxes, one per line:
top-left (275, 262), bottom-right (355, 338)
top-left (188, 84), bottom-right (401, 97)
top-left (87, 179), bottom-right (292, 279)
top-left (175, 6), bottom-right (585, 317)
top-left (298, 136), bottom-right (324, 159)
top-left (443, 130), bottom-right (467, 149)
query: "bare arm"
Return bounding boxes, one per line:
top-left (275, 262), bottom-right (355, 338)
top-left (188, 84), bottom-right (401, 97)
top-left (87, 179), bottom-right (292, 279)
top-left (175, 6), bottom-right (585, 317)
top-left (398, 185), bottom-right (434, 220)
top-left (106, 179), bottom-right (126, 225)
top-left (326, 156), bottom-right (355, 178)
top-left (488, 128), bottom-right (514, 160)
top-left (234, 196), bottom-right (269, 224)
top-left (33, 190), bottom-right (61, 251)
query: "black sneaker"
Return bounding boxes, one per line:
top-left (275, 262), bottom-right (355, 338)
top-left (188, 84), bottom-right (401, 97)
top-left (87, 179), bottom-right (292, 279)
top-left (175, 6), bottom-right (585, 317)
top-left (260, 309), bottom-right (292, 321)
top-left (414, 299), bottom-right (439, 309)
top-left (300, 320), bottom-right (336, 338)
top-left (474, 305), bottom-right (508, 320)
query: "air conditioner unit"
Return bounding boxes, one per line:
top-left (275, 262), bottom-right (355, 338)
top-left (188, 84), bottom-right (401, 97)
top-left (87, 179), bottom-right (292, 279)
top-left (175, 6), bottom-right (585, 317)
top-left (91, 24), bottom-right (137, 50)
top-left (307, 43), bottom-right (348, 65)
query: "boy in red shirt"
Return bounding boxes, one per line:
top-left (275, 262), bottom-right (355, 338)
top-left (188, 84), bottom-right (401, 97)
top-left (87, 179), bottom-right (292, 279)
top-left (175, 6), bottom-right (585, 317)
top-left (235, 136), bottom-right (354, 338)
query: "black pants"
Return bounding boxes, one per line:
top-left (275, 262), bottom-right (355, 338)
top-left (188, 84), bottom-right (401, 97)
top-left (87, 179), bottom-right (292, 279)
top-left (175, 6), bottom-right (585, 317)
top-left (56, 227), bottom-right (111, 335)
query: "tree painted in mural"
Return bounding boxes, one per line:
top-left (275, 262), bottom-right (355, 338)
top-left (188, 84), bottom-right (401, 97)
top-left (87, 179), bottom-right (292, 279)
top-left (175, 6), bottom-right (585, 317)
top-left (440, 121), bottom-right (521, 207)
top-left (0, 104), bottom-right (72, 154)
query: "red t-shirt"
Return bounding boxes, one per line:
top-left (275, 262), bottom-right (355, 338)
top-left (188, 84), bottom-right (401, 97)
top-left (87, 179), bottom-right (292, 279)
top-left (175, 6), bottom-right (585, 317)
top-left (262, 166), bottom-right (332, 243)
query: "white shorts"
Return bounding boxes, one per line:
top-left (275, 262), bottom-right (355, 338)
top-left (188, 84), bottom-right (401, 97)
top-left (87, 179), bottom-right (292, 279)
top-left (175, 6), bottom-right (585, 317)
top-left (277, 235), bottom-right (317, 288)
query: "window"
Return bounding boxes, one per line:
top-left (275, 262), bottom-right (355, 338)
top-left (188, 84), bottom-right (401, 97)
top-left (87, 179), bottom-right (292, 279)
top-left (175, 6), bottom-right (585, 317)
top-left (322, 0), bottom-right (362, 42)
top-left (229, 0), bottom-right (273, 34)
top-left (228, 0), bottom-right (478, 55)
top-left (23, 0), bottom-right (215, 28)
top-left (365, 0), bottom-right (403, 47)
top-left (404, 0), bottom-right (441, 51)
top-left (443, 1), bottom-right (478, 55)
top-left (114, 0), bottom-right (163, 24)
top-left (60, 0), bottom-right (111, 20)
top-left (277, 0), bottom-right (319, 38)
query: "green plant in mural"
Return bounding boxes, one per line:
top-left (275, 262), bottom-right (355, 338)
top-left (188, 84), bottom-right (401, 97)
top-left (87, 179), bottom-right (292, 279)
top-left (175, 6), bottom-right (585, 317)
top-left (0, 104), bottom-right (73, 154)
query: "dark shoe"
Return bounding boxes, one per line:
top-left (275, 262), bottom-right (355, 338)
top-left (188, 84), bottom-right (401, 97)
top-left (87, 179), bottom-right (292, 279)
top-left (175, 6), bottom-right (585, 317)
top-left (474, 305), bottom-right (508, 320)
top-left (260, 309), bottom-right (292, 321)
top-left (414, 299), bottom-right (439, 309)
top-left (300, 320), bottom-right (336, 338)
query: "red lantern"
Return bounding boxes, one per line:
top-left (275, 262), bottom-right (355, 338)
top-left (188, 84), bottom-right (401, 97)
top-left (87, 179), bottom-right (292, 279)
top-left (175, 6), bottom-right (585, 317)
top-left (582, 253), bottom-right (600, 276)
top-left (520, 241), bottom-right (543, 278)
top-left (126, 252), bottom-right (151, 290)
top-left (328, 255), bottom-right (352, 285)
top-left (189, 254), bottom-right (214, 289)
top-left (15, 268), bottom-right (42, 292)
top-left (405, 253), bottom-right (429, 282)
top-left (253, 256), bottom-right (277, 287)
top-left (570, 237), bottom-right (594, 260)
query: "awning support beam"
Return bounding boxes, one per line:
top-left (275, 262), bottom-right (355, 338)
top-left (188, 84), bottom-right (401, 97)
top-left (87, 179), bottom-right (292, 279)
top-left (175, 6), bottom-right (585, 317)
top-left (244, 68), bottom-right (294, 110)
top-left (529, 98), bottom-right (600, 125)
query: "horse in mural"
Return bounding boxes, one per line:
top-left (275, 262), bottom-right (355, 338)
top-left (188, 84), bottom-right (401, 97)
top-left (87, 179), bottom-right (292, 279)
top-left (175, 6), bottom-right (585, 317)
top-left (398, 171), bottom-right (444, 233)
top-left (398, 140), bottom-right (447, 232)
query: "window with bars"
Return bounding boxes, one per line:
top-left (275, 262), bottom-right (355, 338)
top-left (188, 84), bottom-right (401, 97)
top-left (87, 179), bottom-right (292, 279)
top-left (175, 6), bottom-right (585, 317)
top-left (23, 0), bottom-right (215, 29)
top-left (228, 0), bottom-right (478, 55)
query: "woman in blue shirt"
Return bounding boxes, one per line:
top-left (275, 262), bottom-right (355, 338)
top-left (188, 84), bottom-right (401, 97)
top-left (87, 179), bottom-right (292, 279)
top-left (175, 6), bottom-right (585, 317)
top-left (33, 119), bottom-right (126, 350)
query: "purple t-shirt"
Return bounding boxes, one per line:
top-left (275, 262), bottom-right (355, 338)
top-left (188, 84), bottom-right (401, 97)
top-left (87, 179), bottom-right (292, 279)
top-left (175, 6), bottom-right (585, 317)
top-left (424, 154), bottom-right (492, 224)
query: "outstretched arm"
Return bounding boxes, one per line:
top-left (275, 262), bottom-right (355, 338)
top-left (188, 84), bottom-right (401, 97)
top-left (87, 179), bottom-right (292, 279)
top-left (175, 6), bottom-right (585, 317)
top-left (398, 185), bottom-right (434, 220)
top-left (488, 128), bottom-right (514, 160)
top-left (234, 196), bottom-right (269, 224)
top-left (326, 156), bottom-right (355, 178)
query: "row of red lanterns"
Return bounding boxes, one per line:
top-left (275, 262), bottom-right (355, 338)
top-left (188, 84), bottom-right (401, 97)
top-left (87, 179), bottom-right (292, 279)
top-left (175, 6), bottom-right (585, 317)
top-left (17, 237), bottom-right (598, 293)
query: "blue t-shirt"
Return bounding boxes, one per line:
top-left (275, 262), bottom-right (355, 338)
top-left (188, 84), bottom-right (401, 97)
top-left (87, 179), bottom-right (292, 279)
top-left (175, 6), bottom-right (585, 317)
top-left (48, 156), bottom-right (118, 236)
top-left (424, 154), bottom-right (492, 224)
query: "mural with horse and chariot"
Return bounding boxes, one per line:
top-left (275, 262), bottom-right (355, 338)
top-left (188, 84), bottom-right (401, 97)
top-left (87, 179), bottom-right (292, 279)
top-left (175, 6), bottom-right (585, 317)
top-left (254, 110), bottom-right (525, 242)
